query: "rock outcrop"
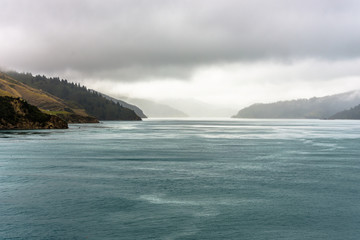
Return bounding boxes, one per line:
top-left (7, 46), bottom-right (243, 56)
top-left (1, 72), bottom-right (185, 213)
top-left (0, 96), bottom-right (68, 129)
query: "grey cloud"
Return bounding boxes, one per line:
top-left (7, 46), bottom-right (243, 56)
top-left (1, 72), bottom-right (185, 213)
top-left (1, 0), bottom-right (360, 80)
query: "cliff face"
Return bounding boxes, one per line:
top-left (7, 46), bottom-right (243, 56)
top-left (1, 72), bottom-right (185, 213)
top-left (0, 96), bottom-right (68, 130)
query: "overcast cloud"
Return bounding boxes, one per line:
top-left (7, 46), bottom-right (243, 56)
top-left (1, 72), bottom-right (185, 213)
top-left (1, 0), bottom-right (360, 114)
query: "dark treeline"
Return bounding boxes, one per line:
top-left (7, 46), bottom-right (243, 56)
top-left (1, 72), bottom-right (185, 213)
top-left (330, 104), bottom-right (360, 119)
top-left (7, 71), bottom-right (141, 121)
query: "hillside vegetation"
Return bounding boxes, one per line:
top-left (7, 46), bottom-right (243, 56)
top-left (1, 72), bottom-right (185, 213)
top-left (6, 71), bottom-right (141, 121)
top-left (91, 90), bottom-right (147, 118)
top-left (233, 91), bottom-right (360, 119)
top-left (0, 72), bottom-right (98, 123)
top-left (330, 104), bottom-right (360, 119)
top-left (0, 96), bottom-right (68, 129)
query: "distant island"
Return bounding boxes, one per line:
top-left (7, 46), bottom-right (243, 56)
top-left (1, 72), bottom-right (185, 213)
top-left (232, 91), bottom-right (360, 119)
top-left (0, 96), bottom-right (68, 130)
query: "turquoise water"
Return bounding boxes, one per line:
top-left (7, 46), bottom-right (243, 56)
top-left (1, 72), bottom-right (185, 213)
top-left (1, 119), bottom-right (360, 240)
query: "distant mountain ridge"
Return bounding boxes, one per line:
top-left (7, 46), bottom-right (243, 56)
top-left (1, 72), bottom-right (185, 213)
top-left (166, 98), bottom-right (237, 118)
top-left (233, 90), bottom-right (360, 119)
top-left (122, 97), bottom-right (188, 118)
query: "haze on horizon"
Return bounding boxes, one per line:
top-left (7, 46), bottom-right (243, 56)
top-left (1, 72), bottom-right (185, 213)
top-left (1, 0), bottom-right (360, 117)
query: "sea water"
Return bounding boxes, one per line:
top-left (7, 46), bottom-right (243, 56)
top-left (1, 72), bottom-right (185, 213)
top-left (0, 119), bottom-right (360, 240)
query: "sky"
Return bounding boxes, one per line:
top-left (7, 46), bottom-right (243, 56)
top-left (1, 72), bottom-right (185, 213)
top-left (1, 0), bottom-right (360, 116)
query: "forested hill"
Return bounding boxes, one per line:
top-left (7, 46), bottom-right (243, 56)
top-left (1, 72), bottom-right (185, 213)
top-left (90, 90), bottom-right (147, 118)
top-left (330, 104), bottom-right (360, 119)
top-left (0, 72), bottom-right (99, 123)
top-left (232, 90), bottom-right (360, 119)
top-left (7, 72), bottom-right (141, 121)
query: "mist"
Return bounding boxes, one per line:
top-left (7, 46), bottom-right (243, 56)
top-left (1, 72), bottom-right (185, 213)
top-left (2, 0), bottom-right (360, 116)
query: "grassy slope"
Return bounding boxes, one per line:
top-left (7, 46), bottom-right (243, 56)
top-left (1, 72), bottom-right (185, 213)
top-left (6, 72), bottom-right (141, 121)
top-left (1, 73), bottom-right (69, 111)
top-left (0, 72), bottom-right (97, 122)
